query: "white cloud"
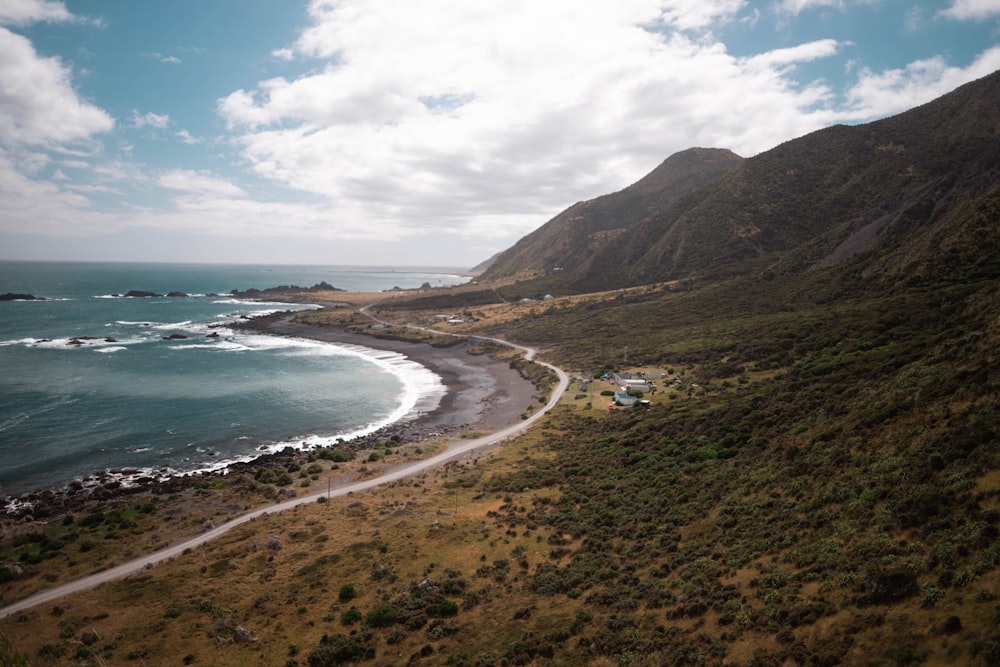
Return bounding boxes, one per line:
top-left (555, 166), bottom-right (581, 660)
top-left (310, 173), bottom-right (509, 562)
top-left (13, 148), bottom-right (49, 174)
top-left (176, 129), bottom-right (200, 145)
top-left (940, 0), bottom-right (1000, 20)
top-left (217, 0), bottom-right (851, 243)
top-left (0, 0), bottom-right (72, 27)
top-left (840, 46), bottom-right (1000, 118)
top-left (774, 0), bottom-right (844, 15)
top-left (742, 38), bottom-right (840, 70)
top-left (3, 0), bottom-right (999, 266)
top-left (904, 7), bottom-right (927, 31)
top-left (143, 52), bottom-right (182, 64)
top-left (158, 169), bottom-right (247, 197)
top-left (656, 0), bottom-right (748, 30)
top-left (130, 110), bottom-right (170, 129)
top-left (65, 183), bottom-right (124, 195)
top-left (0, 27), bottom-right (114, 146)
top-left (0, 147), bottom-right (104, 236)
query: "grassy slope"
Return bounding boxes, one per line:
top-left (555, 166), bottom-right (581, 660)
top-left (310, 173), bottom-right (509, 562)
top-left (2, 266), bottom-right (999, 666)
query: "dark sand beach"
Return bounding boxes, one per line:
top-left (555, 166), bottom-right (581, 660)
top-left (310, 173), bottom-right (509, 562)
top-left (255, 315), bottom-right (538, 433)
top-left (1, 312), bottom-right (538, 525)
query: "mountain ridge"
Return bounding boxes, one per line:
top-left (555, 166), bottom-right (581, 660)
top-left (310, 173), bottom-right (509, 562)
top-left (480, 70), bottom-right (1000, 296)
top-left (481, 147), bottom-right (743, 282)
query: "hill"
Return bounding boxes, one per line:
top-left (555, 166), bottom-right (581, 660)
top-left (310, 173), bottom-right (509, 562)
top-left (480, 147), bottom-right (743, 282)
top-left (479, 70), bottom-right (1000, 297)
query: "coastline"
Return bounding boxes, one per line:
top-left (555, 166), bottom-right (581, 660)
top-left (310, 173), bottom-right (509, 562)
top-left (0, 310), bottom-right (538, 524)
top-left (251, 313), bottom-right (536, 433)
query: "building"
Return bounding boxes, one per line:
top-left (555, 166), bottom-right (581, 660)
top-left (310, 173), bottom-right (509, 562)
top-left (615, 392), bottom-right (637, 407)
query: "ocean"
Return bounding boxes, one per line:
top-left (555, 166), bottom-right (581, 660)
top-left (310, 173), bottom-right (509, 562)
top-left (0, 262), bottom-right (468, 500)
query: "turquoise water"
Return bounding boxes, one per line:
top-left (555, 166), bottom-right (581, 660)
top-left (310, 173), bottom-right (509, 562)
top-left (0, 262), bottom-right (466, 499)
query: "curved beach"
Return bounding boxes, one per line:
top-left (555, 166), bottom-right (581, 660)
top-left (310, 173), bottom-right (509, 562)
top-left (0, 313), bottom-right (539, 524)
top-left (257, 316), bottom-right (539, 434)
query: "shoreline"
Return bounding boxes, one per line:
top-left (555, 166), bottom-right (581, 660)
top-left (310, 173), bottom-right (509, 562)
top-left (248, 312), bottom-right (536, 433)
top-left (0, 310), bottom-right (538, 524)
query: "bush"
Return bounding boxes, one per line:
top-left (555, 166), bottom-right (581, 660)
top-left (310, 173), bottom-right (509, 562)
top-left (428, 600), bottom-right (459, 618)
top-left (340, 607), bottom-right (362, 626)
top-left (308, 634), bottom-right (372, 666)
top-left (364, 604), bottom-right (399, 628)
top-left (338, 584), bottom-right (357, 603)
top-left (318, 448), bottom-right (355, 463)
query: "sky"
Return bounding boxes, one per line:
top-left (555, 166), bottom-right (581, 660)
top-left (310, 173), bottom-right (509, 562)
top-left (1, 0), bottom-right (999, 269)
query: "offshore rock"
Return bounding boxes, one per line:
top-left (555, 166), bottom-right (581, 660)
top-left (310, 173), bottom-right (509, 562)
top-left (0, 292), bottom-right (45, 300)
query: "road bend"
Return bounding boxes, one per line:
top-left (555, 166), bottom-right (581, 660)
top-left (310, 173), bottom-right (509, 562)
top-left (1, 308), bottom-right (569, 619)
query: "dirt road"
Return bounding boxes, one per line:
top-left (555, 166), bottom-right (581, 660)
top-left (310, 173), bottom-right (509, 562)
top-left (0, 331), bottom-right (568, 619)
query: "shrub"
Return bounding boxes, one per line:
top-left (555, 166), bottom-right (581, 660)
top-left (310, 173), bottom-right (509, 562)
top-left (428, 600), bottom-right (459, 618)
top-left (318, 448), bottom-right (355, 463)
top-left (338, 584), bottom-right (357, 603)
top-left (340, 607), bottom-right (362, 626)
top-left (364, 604), bottom-right (399, 628)
top-left (307, 634), bottom-right (372, 666)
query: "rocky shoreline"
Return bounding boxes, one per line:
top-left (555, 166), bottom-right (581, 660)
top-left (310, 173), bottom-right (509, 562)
top-left (1, 309), bottom-right (536, 530)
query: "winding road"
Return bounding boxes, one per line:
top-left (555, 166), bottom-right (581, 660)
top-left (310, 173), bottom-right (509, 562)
top-left (0, 311), bottom-right (569, 619)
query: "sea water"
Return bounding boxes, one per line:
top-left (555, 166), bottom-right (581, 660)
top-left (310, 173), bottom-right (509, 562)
top-left (0, 262), bottom-right (467, 499)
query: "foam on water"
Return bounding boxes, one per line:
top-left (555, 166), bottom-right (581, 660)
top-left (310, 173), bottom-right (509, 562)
top-left (0, 261), bottom-right (466, 500)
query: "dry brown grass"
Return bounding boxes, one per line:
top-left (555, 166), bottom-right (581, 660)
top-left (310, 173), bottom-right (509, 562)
top-left (0, 415), bottom-right (602, 666)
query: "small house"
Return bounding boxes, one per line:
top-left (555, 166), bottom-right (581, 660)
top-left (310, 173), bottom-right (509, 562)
top-left (615, 392), bottom-right (637, 407)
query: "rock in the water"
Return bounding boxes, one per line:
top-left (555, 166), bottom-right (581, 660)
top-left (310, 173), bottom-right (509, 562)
top-left (162, 334), bottom-right (188, 340)
top-left (123, 290), bottom-right (162, 298)
top-left (0, 292), bottom-right (45, 301)
top-left (166, 291), bottom-right (189, 297)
